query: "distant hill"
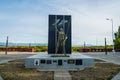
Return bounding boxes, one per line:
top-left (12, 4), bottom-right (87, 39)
top-left (72, 43), bottom-right (96, 47)
top-left (0, 42), bottom-right (97, 47)
top-left (0, 42), bottom-right (47, 46)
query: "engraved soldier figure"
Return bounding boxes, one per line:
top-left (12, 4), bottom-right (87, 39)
top-left (55, 27), bottom-right (67, 54)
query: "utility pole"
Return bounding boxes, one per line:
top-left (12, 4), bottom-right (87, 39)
top-left (105, 38), bottom-right (107, 55)
top-left (84, 41), bottom-right (86, 48)
top-left (5, 36), bottom-right (8, 55)
top-left (29, 43), bottom-right (31, 48)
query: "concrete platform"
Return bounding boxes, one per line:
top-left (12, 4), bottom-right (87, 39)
top-left (25, 53), bottom-right (94, 70)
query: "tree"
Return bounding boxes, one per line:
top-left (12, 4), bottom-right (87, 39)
top-left (114, 26), bottom-right (120, 49)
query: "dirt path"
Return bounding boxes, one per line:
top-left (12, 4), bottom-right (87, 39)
top-left (54, 70), bottom-right (72, 80)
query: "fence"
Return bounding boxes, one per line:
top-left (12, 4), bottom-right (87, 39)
top-left (0, 48), bottom-right (34, 52)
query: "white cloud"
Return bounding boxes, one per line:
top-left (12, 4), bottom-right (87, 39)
top-left (0, 0), bottom-right (120, 45)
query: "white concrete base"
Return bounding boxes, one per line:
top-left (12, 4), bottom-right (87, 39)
top-left (25, 53), bottom-right (94, 70)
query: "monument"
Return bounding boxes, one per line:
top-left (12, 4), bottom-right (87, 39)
top-left (25, 15), bottom-right (94, 70)
top-left (48, 15), bottom-right (71, 54)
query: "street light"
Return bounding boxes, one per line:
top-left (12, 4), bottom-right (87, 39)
top-left (106, 18), bottom-right (115, 53)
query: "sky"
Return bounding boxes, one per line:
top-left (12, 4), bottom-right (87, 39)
top-left (0, 0), bottom-right (120, 46)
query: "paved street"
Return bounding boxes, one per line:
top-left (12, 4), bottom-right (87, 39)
top-left (112, 72), bottom-right (120, 80)
top-left (83, 52), bottom-right (120, 65)
top-left (0, 76), bottom-right (3, 80)
top-left (0, 52), bottom-right (35, 64)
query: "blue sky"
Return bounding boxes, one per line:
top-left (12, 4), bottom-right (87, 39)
top-left (0, 0), bottom-right (120, 45)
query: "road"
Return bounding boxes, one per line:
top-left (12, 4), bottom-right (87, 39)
top-left (0, 52), bottom-right (35, 64)
top-left (83, 52), bottom-right (120, 65)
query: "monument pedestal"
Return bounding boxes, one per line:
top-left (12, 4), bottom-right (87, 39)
top-left (25, 53), bottom-right (94, 71)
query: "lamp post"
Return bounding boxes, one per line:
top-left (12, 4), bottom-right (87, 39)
top-left (106, 18), bottom-right (115, 53)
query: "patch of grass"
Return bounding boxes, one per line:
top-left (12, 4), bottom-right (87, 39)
top-left (0, 59), bottom-right (54, 80)
top-left (70, 59), bottom-right (120, 80)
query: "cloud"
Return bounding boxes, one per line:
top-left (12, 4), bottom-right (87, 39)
top-left (0, 0), bottom-right (120, 45)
